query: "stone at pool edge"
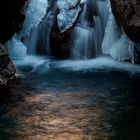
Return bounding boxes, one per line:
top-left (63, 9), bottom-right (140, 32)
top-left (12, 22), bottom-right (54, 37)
top-left (0, 44), bottom-right (17, 86)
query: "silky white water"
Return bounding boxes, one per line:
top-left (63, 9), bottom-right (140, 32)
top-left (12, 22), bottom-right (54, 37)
top-left (14, 55), bottom-right (140, 75)
top-left (71, 0), bottom-right (109, 59)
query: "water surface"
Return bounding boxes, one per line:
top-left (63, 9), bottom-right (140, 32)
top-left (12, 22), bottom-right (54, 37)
top-left (0, 56), bottom-right (140, 140)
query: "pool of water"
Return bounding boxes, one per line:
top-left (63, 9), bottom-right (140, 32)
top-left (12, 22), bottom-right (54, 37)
top-left (0, 56), bottom-right (140, 140)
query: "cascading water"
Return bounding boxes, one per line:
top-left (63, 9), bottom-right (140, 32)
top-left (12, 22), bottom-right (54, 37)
top-left (5, 0), bottom-right (138, 64)
top-left (71, 0), bottom-right (109, 59)
top-left (71, 26), bottom-right (93, 59)
top-left (70, 2), bottom-right (93, 59)
top-left (93, 0), bottom-right (109, 55)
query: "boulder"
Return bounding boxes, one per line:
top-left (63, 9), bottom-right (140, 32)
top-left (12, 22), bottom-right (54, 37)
top-left (57, 0), bottom-right (86, 32)
top-left (0, 44), bottom-right (16, 85)
top-left (110, 0), bottom-right (140, 43)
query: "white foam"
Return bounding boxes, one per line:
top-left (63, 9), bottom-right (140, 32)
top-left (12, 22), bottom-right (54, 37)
top-left (14, 55), bottom-right (47, 68)
top-left (14, 56), bottom-right (140, 74)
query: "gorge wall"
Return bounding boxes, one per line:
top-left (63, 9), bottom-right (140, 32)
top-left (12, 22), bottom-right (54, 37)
top-left (0, 0), bottom-right (27, 85)
top-left (0, 0), bottom-right (27, 44)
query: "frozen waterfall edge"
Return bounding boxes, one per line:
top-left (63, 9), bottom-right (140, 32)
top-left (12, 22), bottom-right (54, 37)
top-left (102, 2), bottom-right (138, 64)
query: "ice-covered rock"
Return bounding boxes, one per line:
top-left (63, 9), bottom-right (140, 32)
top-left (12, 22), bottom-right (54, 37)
top-left (110, 32), bottom-right (135, 63)
top-left (57, 0), bottom-right (87, 32)
top-left (102, 7), bottom-right (121, 54)
top-left (21, 0), bottom-right (48, 37)
top-left (5, 35), bottom-right (27, 59)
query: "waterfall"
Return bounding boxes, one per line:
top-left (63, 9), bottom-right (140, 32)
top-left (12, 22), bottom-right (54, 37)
top-left (5, 0), bottom-right (138, 63)
top-left (70, 1), bottom-right (92, 59)
top-left (71, 0), bottom-right (109, 60)
top-left (71, 27), bottom-right (93, 59)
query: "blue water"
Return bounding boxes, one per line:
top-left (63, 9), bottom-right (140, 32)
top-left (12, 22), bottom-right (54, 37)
top-left (0, 56), bottom-right (140, 139)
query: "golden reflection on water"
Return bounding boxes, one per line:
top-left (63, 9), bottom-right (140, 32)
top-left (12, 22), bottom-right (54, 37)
top-left (6, 90), bottom-right (110, 140)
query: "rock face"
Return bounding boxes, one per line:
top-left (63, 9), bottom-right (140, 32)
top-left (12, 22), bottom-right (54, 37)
top-left (110, 0), bottom-right (140, 43)
top-left (0, 0), bottom-right (27, 44)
